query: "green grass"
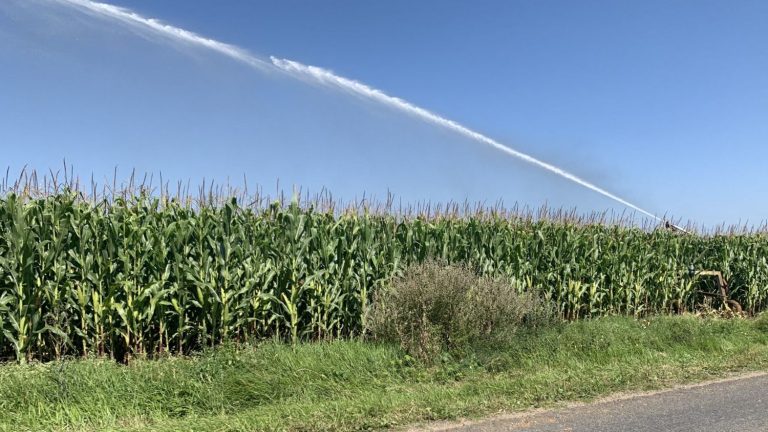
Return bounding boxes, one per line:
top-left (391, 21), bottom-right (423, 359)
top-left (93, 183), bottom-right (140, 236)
top-left (2, 315), bottom-right (768, 432)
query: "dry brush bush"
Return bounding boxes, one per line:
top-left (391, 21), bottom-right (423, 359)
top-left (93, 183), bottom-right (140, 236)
top-left (367, 261), bottom-right (554, 361)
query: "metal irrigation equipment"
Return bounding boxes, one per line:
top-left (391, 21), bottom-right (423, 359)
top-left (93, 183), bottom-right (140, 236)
top-left (686, 266), bottom-right (743, 313)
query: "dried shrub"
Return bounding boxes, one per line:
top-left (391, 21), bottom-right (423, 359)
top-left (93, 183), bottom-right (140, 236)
top-left (368, 260), bottom-right (554, 361)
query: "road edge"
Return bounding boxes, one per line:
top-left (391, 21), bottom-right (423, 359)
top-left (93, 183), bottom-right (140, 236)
top-left (405, 369), bottom-right (768, 431)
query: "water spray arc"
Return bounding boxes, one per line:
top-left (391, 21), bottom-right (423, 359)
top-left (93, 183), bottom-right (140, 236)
top-left (50, 0), bottom-right (663, 223)
top-left (269, 57), bottom-right (661, 221)
top-left (49, 0), bottom-right (270, 71)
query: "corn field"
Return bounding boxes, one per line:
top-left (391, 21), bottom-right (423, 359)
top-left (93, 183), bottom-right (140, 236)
top-left (1, 178), bottom-right (768, 362)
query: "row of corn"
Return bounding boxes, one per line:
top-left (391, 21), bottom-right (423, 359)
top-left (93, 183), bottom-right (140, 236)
top-left (1, 192), bottom-right (767, 362)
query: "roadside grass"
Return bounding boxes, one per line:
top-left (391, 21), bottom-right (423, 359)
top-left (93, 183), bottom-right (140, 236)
top-left (2, 314), bottom-right (768, 432)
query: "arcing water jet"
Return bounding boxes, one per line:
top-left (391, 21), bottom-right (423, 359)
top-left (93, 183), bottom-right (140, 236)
top-left (48, 0), bottom-right (270, 71)
top-left (269, 57), bottom-right (662, 222)
top-left (48, 0), bottom-right (662, 222)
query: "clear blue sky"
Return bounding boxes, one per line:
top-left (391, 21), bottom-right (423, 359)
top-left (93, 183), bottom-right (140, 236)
top-left (1, 0), bottom-right (767, 227)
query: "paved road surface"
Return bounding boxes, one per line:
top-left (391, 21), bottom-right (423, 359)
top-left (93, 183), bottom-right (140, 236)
top-left (428, 373), bottom-right (768, 432)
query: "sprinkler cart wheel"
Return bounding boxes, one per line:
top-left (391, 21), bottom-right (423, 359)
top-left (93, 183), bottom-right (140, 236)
top-left (725, 299), bottom-right (743, 313)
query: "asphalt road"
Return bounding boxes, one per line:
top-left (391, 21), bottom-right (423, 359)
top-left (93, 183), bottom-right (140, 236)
top-left (428, 373), bottom-right (768, 432)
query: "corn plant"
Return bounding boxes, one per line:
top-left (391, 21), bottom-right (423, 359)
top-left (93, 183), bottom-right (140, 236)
top-left (1, 182), bottom-right (768, 362)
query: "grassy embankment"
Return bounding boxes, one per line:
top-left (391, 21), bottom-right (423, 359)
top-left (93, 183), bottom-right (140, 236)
top-left (2, 314), bottom-right (767, 432)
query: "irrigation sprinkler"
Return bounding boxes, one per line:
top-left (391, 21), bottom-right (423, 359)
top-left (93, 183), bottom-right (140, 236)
top-left (664, 221), bottom-right (690, 234)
